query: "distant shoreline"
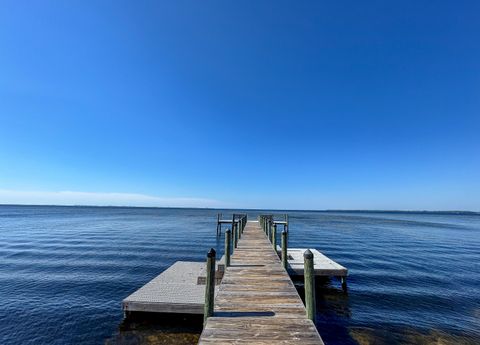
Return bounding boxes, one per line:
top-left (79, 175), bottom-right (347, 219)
top-left (0, 203), bottom-right (478, 215)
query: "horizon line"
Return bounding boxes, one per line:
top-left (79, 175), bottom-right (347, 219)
top-left (1, 203), bottom-right (478, 215)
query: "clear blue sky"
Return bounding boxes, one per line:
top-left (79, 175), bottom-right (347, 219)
top-left (0, 1), bottom-right (479, 210)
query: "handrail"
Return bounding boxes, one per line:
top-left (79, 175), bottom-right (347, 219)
top-left (216, 213), bottom-right (247, 237)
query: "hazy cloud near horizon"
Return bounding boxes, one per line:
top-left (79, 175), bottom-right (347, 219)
top-left (0, 189), bottom-right (478, 212)
top-left (0, 189), bottom-right (221, 208)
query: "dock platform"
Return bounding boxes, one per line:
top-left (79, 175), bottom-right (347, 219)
top-left (123, 261), bottom-right (219, 315)
top-left (277, 247), bottom-right (348, 277)
top-left (198, 220), bottom-right (324, 344)
top-left (122, 247), bottom-right (346, 318)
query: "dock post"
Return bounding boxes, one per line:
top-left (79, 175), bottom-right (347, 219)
top-left (236, 221), bottom-right (240, 245)
top-left (341, 276), bottom-right (347, 292)
top-left (281, 229), bottom-right (288, 269)
top-left (225, 229), bottom-right (231, 267)
top-left (268, 220), bottom-right (273, 243)
top-left (266, 218), bottom-right (269, 239)
top-left (272, 224), bottom-right (277, 250)
top-left (232, 214), bottom-right (237, 246)
top-left (204, 248), bottom-right (216, 325)
top-left (304, 249), bottom-right (316, 323)
top-left (234, 222), bottom-right (238, 248)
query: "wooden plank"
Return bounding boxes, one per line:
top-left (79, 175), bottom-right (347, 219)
top-left (198, 221), bottom-right (324, 344)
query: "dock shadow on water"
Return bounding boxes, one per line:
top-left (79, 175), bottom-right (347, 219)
top-left (106, 313), bottom-right (202, 345)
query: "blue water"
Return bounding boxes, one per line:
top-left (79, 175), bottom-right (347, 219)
top-left (0, 205), bottom-right (479, 344)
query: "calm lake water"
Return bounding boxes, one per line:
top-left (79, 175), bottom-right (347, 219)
top-left (0, 205), bottom-right (479, 345)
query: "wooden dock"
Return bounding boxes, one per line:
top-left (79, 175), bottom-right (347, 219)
top-left (199, 220), bottom-right (324, 344)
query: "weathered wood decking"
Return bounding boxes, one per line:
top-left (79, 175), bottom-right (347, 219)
top-left (199, 220), bottom-right (324, 344)
top-left (123, 261), bottom-right (219, 314)
top-left (278, 247), bottom-right (348, 277)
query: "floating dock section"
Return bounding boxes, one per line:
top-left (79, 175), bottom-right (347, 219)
top-left (123, 261), bottom-right (214, 315)
top-left (123, 260), bottom-right (226, 315)
top-left (284, 248), bottom-right (347, 276)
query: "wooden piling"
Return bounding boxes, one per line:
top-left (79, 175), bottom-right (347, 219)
top-left (341, 276), bottom-right (347, 292)
top-left (204, 248), bottom-right (216, 325)
top-left (281, 229), bottom-right (288, 269)
top-left (237, 221), bottom-right (240, 243)
top-left (268, 220), bottom-right (273, 243)
top-left (304, 249), bottom-right (316, 323)
top-left (239, 217), bottom-right (243, 238)
top-left (234, 222), bottom-right (238, 248)
top-left (225, 229), bottom-right (231, 267)
top-left (272, 224), bottom-right (277, 250)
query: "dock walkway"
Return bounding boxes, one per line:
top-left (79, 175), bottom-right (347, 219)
top-left (199, 220), bottom-right (324, 344)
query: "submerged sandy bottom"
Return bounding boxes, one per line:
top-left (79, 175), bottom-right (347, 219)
top-left (108, 326), bottom-right (478, 345)
top-left (349, 327), bottom-right (478, 345)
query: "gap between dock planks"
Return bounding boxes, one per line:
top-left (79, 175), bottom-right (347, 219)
top-left (198, 221), bottom-right (324, 344)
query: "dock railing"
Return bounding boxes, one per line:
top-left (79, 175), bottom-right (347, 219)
top-left (259, 214), bottom-right (289, 264)
top-left (216, 213), bottom-right (247, 237)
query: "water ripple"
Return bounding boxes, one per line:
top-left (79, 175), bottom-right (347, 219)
top-left (0, 206), bottom-right (479, 344)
